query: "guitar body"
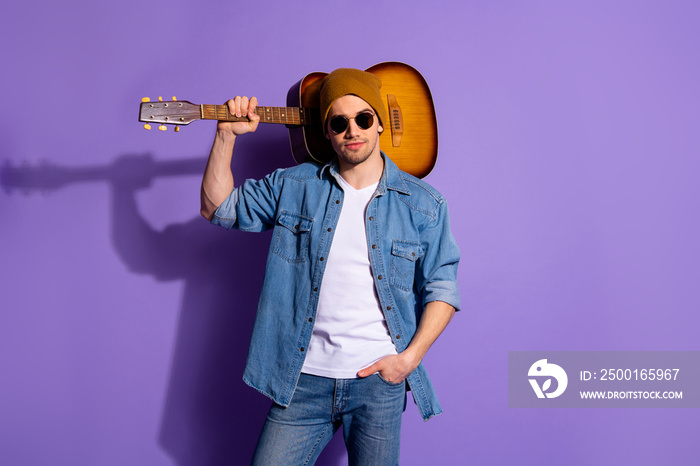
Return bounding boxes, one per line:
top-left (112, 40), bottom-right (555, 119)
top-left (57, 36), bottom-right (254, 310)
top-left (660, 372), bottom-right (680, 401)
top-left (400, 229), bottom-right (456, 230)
top-left (286, 62), bottom-right (438, 178)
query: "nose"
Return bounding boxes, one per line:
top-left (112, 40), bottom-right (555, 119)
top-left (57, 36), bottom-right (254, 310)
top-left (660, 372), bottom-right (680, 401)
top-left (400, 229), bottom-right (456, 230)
top-left (344, 119), bottom-right (361, 138)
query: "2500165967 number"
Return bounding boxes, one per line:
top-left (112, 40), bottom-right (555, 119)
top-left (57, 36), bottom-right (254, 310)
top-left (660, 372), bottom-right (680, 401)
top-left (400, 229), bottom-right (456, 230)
top-left (600, 369), bottom-right (680, 381)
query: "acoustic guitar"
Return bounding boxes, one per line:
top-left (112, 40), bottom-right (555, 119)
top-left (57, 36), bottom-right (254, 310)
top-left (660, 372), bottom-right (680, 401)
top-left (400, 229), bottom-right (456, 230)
top-left (139, 62), bottom-right (437, 178)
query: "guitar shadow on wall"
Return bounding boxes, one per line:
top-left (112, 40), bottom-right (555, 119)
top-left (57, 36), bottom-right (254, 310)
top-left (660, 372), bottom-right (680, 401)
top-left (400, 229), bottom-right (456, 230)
top-left (1, 137), bottom-right (346, 465)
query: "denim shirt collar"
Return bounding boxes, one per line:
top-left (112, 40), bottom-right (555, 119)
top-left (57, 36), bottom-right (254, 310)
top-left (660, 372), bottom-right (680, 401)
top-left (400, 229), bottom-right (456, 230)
top-left (319, 152), bottom-right (412, 196)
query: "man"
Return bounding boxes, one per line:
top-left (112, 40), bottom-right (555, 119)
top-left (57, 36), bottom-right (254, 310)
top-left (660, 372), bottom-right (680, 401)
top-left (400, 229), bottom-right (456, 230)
top-left (200, 68), bottom-right (460, 465)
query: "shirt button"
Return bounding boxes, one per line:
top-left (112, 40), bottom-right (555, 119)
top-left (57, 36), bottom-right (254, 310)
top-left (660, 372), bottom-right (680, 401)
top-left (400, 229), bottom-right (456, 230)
top-left (308, 317), bottom-right (313, 322)
top-left (335, 200), bottom-right (340, 204)
top-left (377, 275), bottom-right (383, 280)
top-left (369, 216), bottom-right (374, 221)
top-left (386, 306), bottom-right (392, 310)
top-left (300, 347), bottom-right (305, 352)
top-left (327, 228), bottom-right (332, 232)
top-left (314, 287), bottom-right (318, 292)
top-left (319, 257), bottom-right (324, 261)
top-left (372, 244), bottom-right (377, 249)
top-left (396, 335), bottom-right (401, 339)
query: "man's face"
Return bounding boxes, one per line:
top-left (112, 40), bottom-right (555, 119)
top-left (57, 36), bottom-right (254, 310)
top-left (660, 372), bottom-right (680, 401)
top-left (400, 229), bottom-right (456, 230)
top-left (326, 95), bottom-right (383, 168)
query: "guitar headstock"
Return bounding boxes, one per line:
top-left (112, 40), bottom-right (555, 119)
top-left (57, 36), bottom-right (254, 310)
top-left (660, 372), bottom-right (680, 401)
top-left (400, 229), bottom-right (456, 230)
top-left (139, 96), bottom-right (199, 131)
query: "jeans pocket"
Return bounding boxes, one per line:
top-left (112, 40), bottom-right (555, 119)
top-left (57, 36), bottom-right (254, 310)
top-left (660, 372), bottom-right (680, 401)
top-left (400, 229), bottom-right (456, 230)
top-left (390, 240), bottom-right (424, 291)
top-left (272, 211), bottom-right (313, 263)
top-left (375, 373), bottom-right (406, 388)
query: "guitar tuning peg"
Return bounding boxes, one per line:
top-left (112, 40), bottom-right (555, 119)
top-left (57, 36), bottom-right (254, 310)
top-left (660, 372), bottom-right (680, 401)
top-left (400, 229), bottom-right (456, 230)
top-left (141, 97), bottom-right (151, 102)
top-left (143, 123), bottom-right (152, 130)
top-left (158, 96), bottom-right (163, 102)
top-left (172, 96), bottom-right (177, 101)
top-left (174, 126), bottom-right (180, 132)
top-left (158, 125), bottom-right (167, 131)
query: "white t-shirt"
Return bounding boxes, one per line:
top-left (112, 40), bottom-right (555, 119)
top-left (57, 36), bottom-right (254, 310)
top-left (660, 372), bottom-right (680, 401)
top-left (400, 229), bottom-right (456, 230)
top-left (301, 175), bottom-right (398, 378)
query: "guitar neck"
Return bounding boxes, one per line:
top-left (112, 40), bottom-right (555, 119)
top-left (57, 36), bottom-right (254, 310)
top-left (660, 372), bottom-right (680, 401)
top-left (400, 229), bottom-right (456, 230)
top-left (200, 104), bottom-right (316, 126)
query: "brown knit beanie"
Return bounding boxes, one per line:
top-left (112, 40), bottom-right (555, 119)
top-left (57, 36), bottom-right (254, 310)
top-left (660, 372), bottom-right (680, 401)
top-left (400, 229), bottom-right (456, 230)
top-left (319, 68), bottom-right (388, 133)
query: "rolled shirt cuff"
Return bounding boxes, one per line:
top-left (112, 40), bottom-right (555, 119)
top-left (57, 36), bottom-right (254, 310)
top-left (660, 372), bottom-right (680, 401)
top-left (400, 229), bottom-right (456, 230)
top-left (422, 280), bottom-right (461, 312)
top-left (210, 188), bottom-right (239, 229)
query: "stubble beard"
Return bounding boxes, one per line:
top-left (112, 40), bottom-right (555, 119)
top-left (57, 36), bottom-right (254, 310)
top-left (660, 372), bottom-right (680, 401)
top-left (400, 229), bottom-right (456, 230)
top-left (335, 137), bottom-right (379, 167)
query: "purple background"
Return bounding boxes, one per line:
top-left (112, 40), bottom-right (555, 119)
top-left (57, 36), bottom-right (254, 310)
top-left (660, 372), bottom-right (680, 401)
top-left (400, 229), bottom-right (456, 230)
top-left (1, 1), bottom-right (698, 464)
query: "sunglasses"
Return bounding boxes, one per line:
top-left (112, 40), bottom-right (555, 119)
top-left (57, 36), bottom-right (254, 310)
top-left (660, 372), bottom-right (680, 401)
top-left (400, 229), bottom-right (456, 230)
top-left (328, 111), bottom-right (375, 134)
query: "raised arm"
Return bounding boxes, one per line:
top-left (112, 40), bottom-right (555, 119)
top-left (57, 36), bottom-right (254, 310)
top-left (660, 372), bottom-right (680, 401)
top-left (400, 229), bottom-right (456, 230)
top-left (200, 96), bottom-right (260, 220)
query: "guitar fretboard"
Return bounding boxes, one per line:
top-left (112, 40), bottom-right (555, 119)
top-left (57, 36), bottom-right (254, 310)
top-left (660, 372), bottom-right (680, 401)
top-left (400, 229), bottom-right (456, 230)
top-left (200, 104), bottom-right (316, 126)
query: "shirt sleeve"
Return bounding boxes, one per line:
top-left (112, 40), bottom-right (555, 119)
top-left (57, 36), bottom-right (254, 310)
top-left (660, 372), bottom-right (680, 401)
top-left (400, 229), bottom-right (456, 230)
top-left (416, 198), bottom-right (461, 311)
top-left (210, 168), bottom-right (285, 232)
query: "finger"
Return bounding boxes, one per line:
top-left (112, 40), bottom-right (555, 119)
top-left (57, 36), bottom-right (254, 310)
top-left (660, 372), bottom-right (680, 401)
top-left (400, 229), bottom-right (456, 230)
top-left (249, 96), bottom-right (259, 120)
top-left (232, 96), bottom-right (241, 117)
top-left (240, 96), bottom-right (250, 116)
top-left (357, 361), bottom-right (382, 378)
top-left (248, 97), bottom-right (260, 128)
top-left (225, 98), bottom-right (236, 115)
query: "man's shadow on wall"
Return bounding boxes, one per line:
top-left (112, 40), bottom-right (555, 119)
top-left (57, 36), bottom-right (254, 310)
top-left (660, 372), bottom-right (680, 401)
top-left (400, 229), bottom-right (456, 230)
top-left (2, 133), bottom-right (345, 465)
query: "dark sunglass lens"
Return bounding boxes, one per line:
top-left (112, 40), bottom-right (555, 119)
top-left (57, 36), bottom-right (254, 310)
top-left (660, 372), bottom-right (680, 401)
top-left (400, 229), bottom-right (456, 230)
top-left (355, 113), bottom-right (374, 130)
top-left (329, 112), bottom-right (375, 133)
top-left (329, 116), bottom-right (348, 134)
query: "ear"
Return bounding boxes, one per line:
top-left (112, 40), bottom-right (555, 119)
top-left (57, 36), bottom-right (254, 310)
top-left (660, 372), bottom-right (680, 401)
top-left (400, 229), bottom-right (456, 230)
top-left (378, 124), bottom-right (384, 134)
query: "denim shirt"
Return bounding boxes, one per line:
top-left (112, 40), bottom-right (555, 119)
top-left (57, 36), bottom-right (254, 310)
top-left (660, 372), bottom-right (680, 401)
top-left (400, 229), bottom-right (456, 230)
top-left (211, 153), bottom-right (461, 421)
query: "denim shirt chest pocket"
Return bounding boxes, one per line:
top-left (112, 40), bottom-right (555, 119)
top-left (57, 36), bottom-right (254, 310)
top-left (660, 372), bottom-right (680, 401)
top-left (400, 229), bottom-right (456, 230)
top-left (273, 211), bottom-right (314, 263)
top-left (390, 239), bottom-right (424, 291)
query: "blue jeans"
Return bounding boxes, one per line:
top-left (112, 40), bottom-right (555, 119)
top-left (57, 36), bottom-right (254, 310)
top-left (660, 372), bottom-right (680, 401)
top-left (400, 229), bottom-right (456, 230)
top-left (251, 373), bottom-right (407, 465)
